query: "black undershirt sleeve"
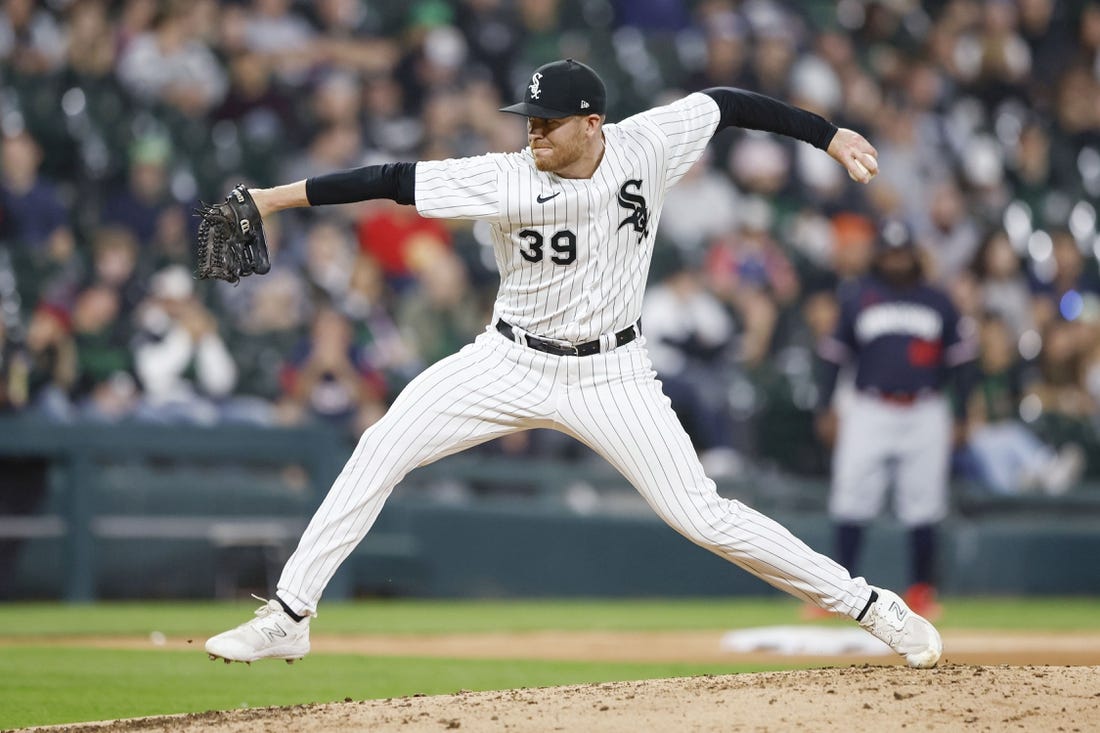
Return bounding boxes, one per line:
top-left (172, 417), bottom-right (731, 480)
top-left (701, 87), bottom-right (838, 151)
top-left (305, 162), bottom-right (417, 206)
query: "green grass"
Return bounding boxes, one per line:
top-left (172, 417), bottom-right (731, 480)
top-left (4, 596), bottom-right (1099, 638)
top-left (1, 596), bottom-right (1099, 729)
top-left (0, 648), bottom-right (776, 729)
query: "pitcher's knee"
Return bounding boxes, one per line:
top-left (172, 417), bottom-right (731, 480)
top-left (667, 501), bottom-right (745, 551)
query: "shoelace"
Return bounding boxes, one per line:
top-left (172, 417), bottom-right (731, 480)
top-left (250, 593), bottom-right (279, 618)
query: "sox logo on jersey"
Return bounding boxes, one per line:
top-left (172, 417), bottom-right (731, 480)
top-left (617, 179), bottom-right (650, 243)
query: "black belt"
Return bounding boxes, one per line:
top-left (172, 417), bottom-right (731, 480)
top-left (495, 319), bottom-right (639, 357)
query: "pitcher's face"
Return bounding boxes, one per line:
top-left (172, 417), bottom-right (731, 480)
top-left (527, 115), bottom-right (588, 172)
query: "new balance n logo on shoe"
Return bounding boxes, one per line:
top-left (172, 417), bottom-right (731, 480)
top-left (889, 601), bottom-right (907, 622)
top-left (262, 624), bottom-right (288, 642)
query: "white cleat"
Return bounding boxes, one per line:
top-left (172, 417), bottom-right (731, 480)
top-left (205, 595), bottom-right (311, 664)
top-left (858, 587), bottom-right (942, 668)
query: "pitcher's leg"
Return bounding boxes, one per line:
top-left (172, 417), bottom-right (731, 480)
top-left (278, 333), bottom-right (554, 613)
top-left (558, 345), bottom-right (872, 617)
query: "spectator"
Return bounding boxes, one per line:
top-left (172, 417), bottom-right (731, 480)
top-left (0, 131), bottom-right (75, 263)
top-left (308, 0), bottom-right (399, 76)
top-left (64, 0), bottom-right (119, 82)
top-left (397, 245), bottom-right (482, 366)
top-left (86, 226), bottom-right (145, 316)
top-left (1018, 0), bottom-right (1075, 93)
top-left (356, 199), bottom-right (453, 290)
top-left (744, 21), bottom-right (798, 100)
top-left (916, 180), bottom-right (982, 286)
top-left (116, 0), bottom-right (158, 51)
top-left (282, 121), bottom-right (366, 183)
top-left (309, 70), bottom-right (363, 130)
top-left (1007, 119), bottom-right (1066, 216)
top-left (132, 265), bottom-right (238, 423)
top-left (279, 305), bottom-right (386, 434)
top-left (966, 313), bottom-right (1084, 496)
top-left (683, 9), bottom-right (749, 90)
top-left (705, 199), bottom-right (799, 366)
top-left (642, 247), bottom-right (743, 473)
top-left (0, 303), bottom-right (29, 413)
top-left (1033, 228), bottom-right (1100, 325)
top-left (23, 302), bottom-right (77, 420)
top-left (340, 253), bottom-right (420, 392)
top-left (301, 218), bottom-right (357, 303)
top-left (116, 1), bottom-right (228, 116)
top-left (828, 212), bottom-right (877, 285)
top-left (954, 0), bottom-right (1033, 109)
top-left (212, 52), bottom-right (299, 183)
top-left (1025, 319), bottom-right (1095, 420)
top-left (0, 0), bottom-right (67, 77)
top-left (659, 152), bottom-right (741, 254)
top-left (243, 0), bottom-right (318, 84)
top-left (224, 268), bottom-right (310, 407)
top-left (69, 284), bottom-right (137, 422)
top-left (361, 72), bottom-right (422, 157)
top-left (969, 227), bottom-right (1037, 339)
top-left (99, 134), bottom-right (181, 249)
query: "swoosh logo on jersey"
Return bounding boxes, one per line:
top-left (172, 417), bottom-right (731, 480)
top-left (536, 192), bottom-right (560, 204)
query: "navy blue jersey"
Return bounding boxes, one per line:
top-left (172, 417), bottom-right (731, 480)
top-left (818, 276), bottom-right (976, 395)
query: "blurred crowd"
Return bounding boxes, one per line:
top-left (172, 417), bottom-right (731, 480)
top-left (1, 0), bottom-right (1099, 483)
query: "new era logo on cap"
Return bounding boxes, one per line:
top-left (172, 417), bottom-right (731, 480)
top-left (500, 59), bottom-right (607, 119)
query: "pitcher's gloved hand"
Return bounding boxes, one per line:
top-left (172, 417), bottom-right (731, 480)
top-left (195, 184), bottom-right (271, 284)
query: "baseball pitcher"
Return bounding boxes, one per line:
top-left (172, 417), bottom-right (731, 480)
top-left (201, 59), bottom-right (942, 668)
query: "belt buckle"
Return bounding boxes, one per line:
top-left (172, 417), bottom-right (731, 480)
top-left (544, 339), bottom-right (578, 356)
top-left (536, 334), bottom-right (579, 356)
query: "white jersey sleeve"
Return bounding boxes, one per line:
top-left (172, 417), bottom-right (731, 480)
top-left (415, 154), bottom-right (509, 221)
top-left (619, 92), bottom-right (721, 188)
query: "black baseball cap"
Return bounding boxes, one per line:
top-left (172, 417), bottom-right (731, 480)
top-left (499, 59), bottom-right (606, 119)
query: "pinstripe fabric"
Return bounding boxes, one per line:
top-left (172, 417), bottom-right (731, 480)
top-left (278, 334), bottom-right (872, 616)
top-left (277, 331), bottom-right (561, 611)
top-left (277, 91), bottom-right (875, 617)
top-left (553, 339), bottom-right (872, 616)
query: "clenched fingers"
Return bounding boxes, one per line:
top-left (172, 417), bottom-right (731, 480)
top-left (829, 128), bottom-right (879, 184)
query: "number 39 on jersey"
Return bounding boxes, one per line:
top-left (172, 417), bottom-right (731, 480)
top-left (517, 228), bottom-right (578, 265)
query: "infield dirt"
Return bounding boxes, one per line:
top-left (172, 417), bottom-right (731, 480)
top-left (21, 663), bottom-right (1100, 732)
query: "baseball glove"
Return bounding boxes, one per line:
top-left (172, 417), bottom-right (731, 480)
top-left (194, 184), bottom-right (271, 284)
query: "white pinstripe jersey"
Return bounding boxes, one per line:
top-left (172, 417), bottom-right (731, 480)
top-left (414, 92), bottom-right (722, 343)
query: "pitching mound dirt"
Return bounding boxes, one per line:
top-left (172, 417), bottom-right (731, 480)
top-left (24, 664), bottom-right (1100, 733)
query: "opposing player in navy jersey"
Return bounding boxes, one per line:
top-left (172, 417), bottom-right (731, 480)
top-left (816, 220), bottom-right (978, 619)
top-left (204, 59), bottom-right (943, 668)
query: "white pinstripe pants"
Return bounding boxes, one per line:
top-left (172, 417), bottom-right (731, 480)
top-left (277, 328), bottom-right (873, 617)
